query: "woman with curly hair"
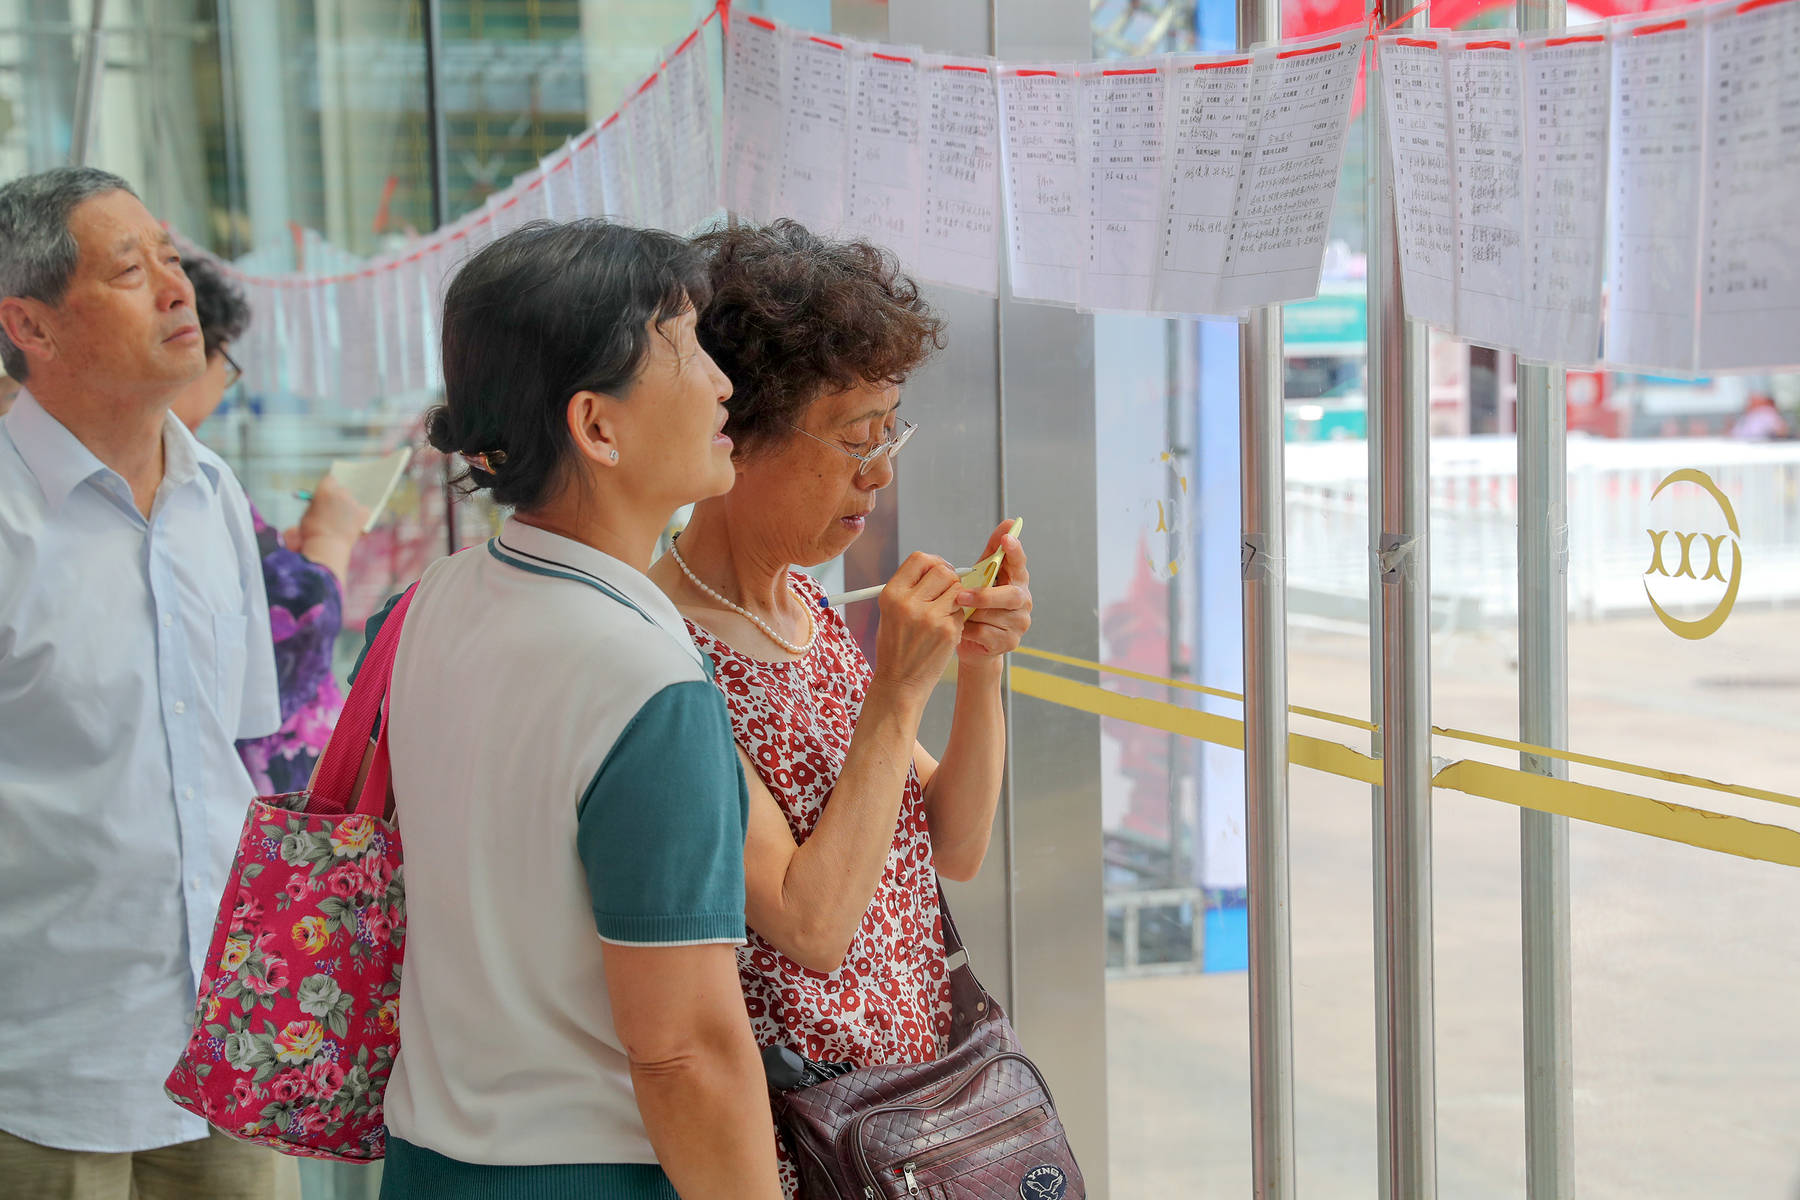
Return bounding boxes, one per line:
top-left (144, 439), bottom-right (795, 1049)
top-left (647, 220), bottom-right (1032, 1196)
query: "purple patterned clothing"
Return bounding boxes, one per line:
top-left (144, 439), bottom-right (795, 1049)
top-left (235, 504), bottom-right (346, 794)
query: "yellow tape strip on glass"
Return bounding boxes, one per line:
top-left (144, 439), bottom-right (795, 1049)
top-left (1429, 761), bottom-right (1800, 872)
top-left (1009, 667), bottom-right (1383, 785)
top-left (1013, 646), bottom-right (1376, 733)
top-left (1429, 724), bottom-right (1800, 813)
top-left (1014, 646), bottom-right (1800, 812)
top-left (1007, 662), bottom-right (1800, 871)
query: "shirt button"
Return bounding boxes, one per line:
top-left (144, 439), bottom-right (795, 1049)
top-left (184, 787), bottom-right (196, 801)
top-left (173, 701), bottom-right (186, 715)
top-left (189, 876), bottom-right (204, 891)
top-left (162, 613), bottom-right (173, 628)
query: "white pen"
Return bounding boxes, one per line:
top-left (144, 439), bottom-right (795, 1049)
top-left (826, 569), bottom-right (974, 608)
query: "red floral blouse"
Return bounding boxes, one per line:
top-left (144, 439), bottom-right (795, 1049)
top-left (687, 572), bottom-right (953, 1194)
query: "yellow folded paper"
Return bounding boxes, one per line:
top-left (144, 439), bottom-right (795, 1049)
top-left (959, 518), bottom-right (1024, 617)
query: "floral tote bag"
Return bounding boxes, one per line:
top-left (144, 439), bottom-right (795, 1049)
top-left (164, 584), bottom-right (417, 1161)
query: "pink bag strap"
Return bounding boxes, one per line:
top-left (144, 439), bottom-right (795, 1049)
top-left (310, 584), bottom-right (418, 817)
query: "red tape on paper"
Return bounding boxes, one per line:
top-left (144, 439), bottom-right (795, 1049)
top-left (1278, 41), bottom-right (1343, 58)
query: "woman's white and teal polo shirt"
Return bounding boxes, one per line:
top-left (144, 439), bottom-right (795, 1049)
top-left (361, 517), bottom-right (749, 1199)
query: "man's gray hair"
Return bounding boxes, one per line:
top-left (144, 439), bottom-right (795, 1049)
top-left (0, 166), bottom-right (136, 381)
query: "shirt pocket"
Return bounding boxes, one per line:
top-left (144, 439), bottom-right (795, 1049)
top-left (212, 612), bottom-right (249, 724)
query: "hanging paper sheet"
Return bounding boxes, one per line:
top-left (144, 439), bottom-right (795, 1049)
top-left (1448, 32), bottom-right (1527, 350)
top-left (1518, 31), bottom-right (1610, 365)
top-left (1603, 14), bottom-right (1704, 373)
top-left (723, 8), bottom-right (786, 223)
top-left (777, 27), bottom-right (853, 235)
top-left (1153, 51), bottom-right (1257, 317)
top-left (1079, 59), bottom-right (1168, 313)
top-left (846, 43), bottom-right (925, 265)
top-left (1218, 31), bottom-right (1362, 311)
top-left (1696, 0), bottom-right (1800, 370)
top-left (663, 26), bottom-right (721, 234)
top-left (1378, 35), bottom-right (1457, 330)
top-left (998, 65), bottom-right (1084, 306)
top-left (541, 141), bottom-right (582, 220)
top-left (918, 55), bottom-right (1001, 296)
top-left (630, 69), bottom-right (680, 231)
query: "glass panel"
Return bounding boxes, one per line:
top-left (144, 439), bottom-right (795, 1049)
top-left (1562, 365), bottom-right (1800, 1193)
top-left (207, 1), bottom-right (437, 676)
top-left (1289, 772), bottom-right (1379, 1194)
top-left (1564, 370), bottom-right (1800, 799)
top-left (0, 2), bottom-right (230, 240)
top-left (1284, 77), bottom-right (1380, 1200)
top-left (0, 17), bottom-right (77, 179)
top-left (1093, 0), bottom-right (1386, 1192)
top-left (1571, 823), bottom-right (1800, 1198)
top-left (1089, 0), bottom-right (1258, 1181)
top-left (1426, 396), bottom-right (1530, 1188)
top-left (1429, 789), bottom-right (1527, 1196)
top-left (1095, 308), bottom-right (1252, 1196)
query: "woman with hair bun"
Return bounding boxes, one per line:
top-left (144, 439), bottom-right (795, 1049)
top-left (362, 220), bottom-right (781, 1200)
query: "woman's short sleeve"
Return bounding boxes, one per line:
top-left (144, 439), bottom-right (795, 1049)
top-left (577, 680), bottom-right (750, 946)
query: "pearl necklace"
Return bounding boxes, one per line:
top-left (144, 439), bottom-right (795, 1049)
top-left (669, 540), bottom-right (817, 656)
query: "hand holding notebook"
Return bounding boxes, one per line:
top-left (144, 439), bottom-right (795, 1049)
top-left (297, 446), bottom-right (414, 533)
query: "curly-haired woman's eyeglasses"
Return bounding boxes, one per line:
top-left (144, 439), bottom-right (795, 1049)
top-left (219, 347), bottom-right (243, 389)
top-left (790, 418), bottom-right (916, 476)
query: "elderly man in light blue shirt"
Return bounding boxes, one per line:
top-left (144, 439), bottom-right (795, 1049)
top-left (0, 168), bottom-right (293, 1199)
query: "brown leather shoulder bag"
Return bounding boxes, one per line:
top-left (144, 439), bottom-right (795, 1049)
top-left (768, 891), bottom-right (1084, 1200)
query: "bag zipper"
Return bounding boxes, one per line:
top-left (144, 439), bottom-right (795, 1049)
top-left (895, 1104), bottom-right (1051, 1180)
top-left (849, 1052), bottom-right (1056, 1195)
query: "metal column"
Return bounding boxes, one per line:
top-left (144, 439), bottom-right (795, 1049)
top-left (1516, 0), bottom-right (1575, 1195)
top-left (1362, 47), bottom-right (1392, 1200)
top-left (1236, 0), bottom-right (1295, 1191)
top-left (886, 0), bottom-right (1111, 1189)
top-left (422, 0), bottom-right (459, 556)
top-left (68, 0), bottom-right (108, 166)
top-left (229, 2), bottom-right (295, 257)
top-left (1368, 0), bottom-right (1439, 1195)
top-left (422, 0), bottom-right (452, 232)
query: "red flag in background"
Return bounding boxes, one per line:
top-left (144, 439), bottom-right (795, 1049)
top-left (1279, 0), bottom-right (1699, 114)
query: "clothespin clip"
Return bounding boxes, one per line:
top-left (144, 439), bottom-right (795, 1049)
top-left (1363, 0), bottom-right (1430, 74)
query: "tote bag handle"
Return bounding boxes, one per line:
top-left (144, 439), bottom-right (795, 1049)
top-left (309, 585), bottom-right (417, 817)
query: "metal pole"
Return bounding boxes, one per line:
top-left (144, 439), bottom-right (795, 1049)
top-left (1516, 0), bottom-right (1574, 1193)
top-left (1362, 46), bottom-right (1393, 1200)
top-left (1240, 305), bottom-right (1294, 1200)
top-left (68, 0), bottom-right (108, 166)
top-left (1369, 0), bottom-right (1438, 1194)
top-left (422, 0), bottom-right (451, 232)
top-left (989, 0), bottom-right (1020, 1010)
top-left (215, 2), bottom-right (246, 258)
top-left (1166, 320), bottom-right (1188, 889)
top-left (421, 0), bottom-right (458, 556)
top-left (1237, 0), bottom-right (1294, 1186)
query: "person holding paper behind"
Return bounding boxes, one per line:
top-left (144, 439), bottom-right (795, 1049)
top-left (362, 220), bottom-right (780, 1200)
top-left (647, 220), bottom-right (1032, 1198)
top-left (168, 255), bottom-right (371, 794)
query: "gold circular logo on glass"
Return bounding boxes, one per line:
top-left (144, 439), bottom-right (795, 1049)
top-left (1643, 468), bottom-right (1742, 641)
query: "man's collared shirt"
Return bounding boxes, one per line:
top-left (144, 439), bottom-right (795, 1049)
top-left (0, 389), bottom-right (280, 1152)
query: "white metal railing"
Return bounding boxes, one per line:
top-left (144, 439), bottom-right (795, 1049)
top-left (1285, 436), bottom-right (1800, 628)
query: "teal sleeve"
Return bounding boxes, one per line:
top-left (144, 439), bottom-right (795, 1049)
top-left (578, 680), bottom-right (749, 945)
top-left (347, 589), bottom-right (407, 687)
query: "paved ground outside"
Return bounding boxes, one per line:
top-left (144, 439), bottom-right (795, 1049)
top-left (1106, 607), bottom-right (1800, 1199)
